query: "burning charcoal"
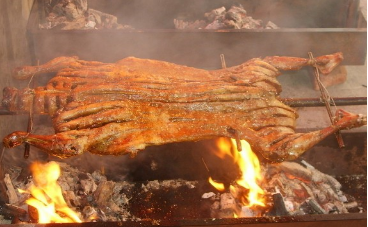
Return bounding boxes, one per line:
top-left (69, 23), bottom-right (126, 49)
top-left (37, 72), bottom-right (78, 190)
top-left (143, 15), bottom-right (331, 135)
top-left (319, 183), bottom-right (340, 201)
top-left (112, 192), bottom-right (131, 209)
top-left (220, 193), bottom-right (239, 212)
top-left (344, 201), bottom-right (359, 210)
top-left (93, 181), bottom-right (115, 211)
top-left (4, 174), bottom-right (18, 204)
top-left (301, 160), bottom-right (342, 191)
top-left (307, 198), bottom-right (327, 214)
top-left (57, 162), bottom-right (82, 192)
top-left (241, 17), bottom-right (263, 29)
top-left (204, 6), bottom-right (226, 21)
top-left (63, 190), bottom-right (80, 207)
top-left (27, 204), bottom-right (38, 223)
top-left (223, 20), bottom-right (240, 29)
top-left (4, 166), bottom-right (22, 182)
top-left (106, 200), bottom-right (121, 213)
top-left (88, 9), bottom-right (120, 29)
top-left (262, 161), bottom-right (361, 217)
top-left (208, 200), bottom-right (221, 218)
top-left (310, 170), bottom-right (342, 191)
top-left (205, 20), bottom-right (224, 29)
top-left (337, 191), bottom-right (348, 202)
top-left (300, 182), bottom-right (315, 199)
top-left (110, 183), bottom-right (133, 217)
top-left (298, 201), bottom-right (315, 214)
top-left (333, 201), bottom-right (348, 213)
top-left (80, 175), bottom-right (98, 194)
top-left (323, 203), bottom-right (339, 214)
top-left (82, 206), bottom-right (98, 221)
top-left (175, 4), bottom-right (278, 30)
top-left (265, 21), bottom-right (279, 29)
top-left (345, 202), bottom-right (365, 213)
top-left (163, 179), bottom-right (197, 189)
top-left (0, 203), bottom-right (28, 223)
top-left (276, 162), bottom-right (313, 181)
top-left (217, 208), bottom-right (236, 218)
top-left (276, 174), bottom-right (306, 200)
top-left (91, 171), bottom-right (107, 183)
top-left (173, 18), bottom-right (206, 29)
top-left (225, 6), bottom-right (246, 23)
top-left (142, 180), bottom-right (160, 191)
top-left (239, 206), bottom-right (257, 217)
top-left (0, 216), bottom-right (11, 225)
top-left (267, 192), bottom-right (289, 216)
top-left (64, 2), bottom-right (84, 20)
top-left (40, 0), bottom-right (131, 30)
top-left (312, 189), bottom-right (328, 204)
top-left (202, 192), bottom-right (216, 199)
top-left (283, 199), bottom-right (297, 213)
top-left (211, 200), bottom-right (220, 210)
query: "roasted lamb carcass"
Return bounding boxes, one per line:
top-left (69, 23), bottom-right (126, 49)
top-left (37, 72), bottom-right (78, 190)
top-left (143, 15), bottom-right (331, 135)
top-left (2, 53), bottom-right (366, 162)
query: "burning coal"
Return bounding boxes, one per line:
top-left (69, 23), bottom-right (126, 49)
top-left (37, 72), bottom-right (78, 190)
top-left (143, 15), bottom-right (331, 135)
top-left (0, 152), bottom-right (364, 224)
top-left (19, 161), bottom-right (82, 223)
top-left (208, 138), bottom-right (265, 212)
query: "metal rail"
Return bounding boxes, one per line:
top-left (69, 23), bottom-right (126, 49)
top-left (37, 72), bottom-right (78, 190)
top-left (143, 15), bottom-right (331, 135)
top-left (0, 97), bottom-right (366, 115)
top-left (282, 96), bottom-right (367, 107)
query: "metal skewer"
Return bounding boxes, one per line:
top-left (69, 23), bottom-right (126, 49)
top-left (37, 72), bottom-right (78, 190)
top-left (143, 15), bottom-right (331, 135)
top-left (23, 60), bottom-right (38, 159)
top-left (308, 52), bottom-right (345, 148)
top-left (220, 54), bottom-right (227, 69)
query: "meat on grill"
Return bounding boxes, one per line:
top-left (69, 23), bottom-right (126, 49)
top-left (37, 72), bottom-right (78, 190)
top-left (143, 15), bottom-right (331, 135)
top-left (2, 53), bottom-right (366, 162)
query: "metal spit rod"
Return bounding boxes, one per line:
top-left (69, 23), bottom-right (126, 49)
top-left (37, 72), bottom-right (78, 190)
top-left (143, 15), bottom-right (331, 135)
top-left (0, 96), bottom-right (366, 115)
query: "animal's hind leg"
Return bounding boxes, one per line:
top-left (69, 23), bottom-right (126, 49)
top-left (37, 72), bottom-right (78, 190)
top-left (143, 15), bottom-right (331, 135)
top-left (263, 52), bottom-right (343, 75)
top-left (12, 56), bottom-right (91, 80)
top-left (13, 56), bottom-right (81, 80)
top-left (257, 109), bottom-right (366, 162)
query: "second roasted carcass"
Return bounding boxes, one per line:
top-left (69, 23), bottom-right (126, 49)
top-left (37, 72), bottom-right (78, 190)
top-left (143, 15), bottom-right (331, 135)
top-left (2, 53), bottom-right (366, 162)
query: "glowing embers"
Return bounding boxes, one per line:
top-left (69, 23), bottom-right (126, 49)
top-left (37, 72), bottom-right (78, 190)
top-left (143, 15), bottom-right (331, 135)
top-left (209, 138), bottom-right (265, 214)
top-left (19, 161), bottom-right (82, 223)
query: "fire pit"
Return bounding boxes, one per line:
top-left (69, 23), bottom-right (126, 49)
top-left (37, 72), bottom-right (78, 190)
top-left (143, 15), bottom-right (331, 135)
top-left (0, 132), bottom-right (366, 226)
top-left (0, 0), bottom-right (366, 226)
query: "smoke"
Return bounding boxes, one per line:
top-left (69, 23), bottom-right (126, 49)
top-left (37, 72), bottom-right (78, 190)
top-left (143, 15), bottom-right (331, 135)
top-left (1, 0), bottom-right (365, 186)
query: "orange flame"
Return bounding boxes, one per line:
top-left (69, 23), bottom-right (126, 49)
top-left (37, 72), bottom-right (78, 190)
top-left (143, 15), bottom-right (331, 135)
top-left (21, 161), bottom-right (82, 223)
top-left (209, 138), bottom-right (265, 209)
top-left (208, 177), bottom-right (225, 191)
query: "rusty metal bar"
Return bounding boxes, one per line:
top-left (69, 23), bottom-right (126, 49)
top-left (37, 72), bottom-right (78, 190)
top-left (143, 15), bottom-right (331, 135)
top-left (3, 213), bottom-right (366, 227)
top-left (0, 109), bottom-right (16, 115)
top-left (283, 96), bottom-right (367, 107)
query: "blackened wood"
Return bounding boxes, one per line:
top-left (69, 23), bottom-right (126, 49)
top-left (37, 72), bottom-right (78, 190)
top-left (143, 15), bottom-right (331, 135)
top-left (0, 203), bottom-right (28, 222)
top-left (267, 193), bottom-right (289, 216)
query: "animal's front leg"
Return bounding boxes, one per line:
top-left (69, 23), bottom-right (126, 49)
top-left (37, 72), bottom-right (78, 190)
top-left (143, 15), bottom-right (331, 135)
top-left (258, 109), bottom-right (366, 162)
top-left (3, 130), bottom-right (90, 158)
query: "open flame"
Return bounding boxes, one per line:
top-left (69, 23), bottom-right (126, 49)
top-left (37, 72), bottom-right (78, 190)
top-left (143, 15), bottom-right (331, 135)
top-left (20, 161), bottom-right (82, 223)
top-left (210, 137), bottom-right (265, 210)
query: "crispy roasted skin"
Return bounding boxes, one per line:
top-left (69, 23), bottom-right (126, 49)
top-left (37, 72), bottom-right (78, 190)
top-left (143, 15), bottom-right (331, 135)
top-left (2, 53), bottom-right (366, 162)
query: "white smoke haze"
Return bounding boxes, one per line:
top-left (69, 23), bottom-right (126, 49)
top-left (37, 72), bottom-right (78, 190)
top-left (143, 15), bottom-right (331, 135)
top-left (1, 0), bottom-right (366, 184)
